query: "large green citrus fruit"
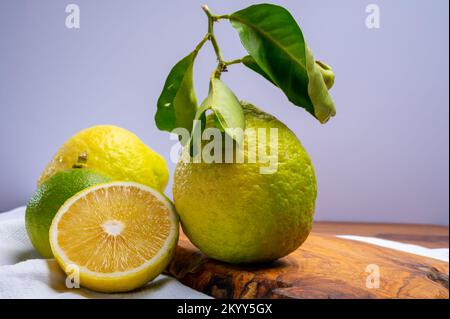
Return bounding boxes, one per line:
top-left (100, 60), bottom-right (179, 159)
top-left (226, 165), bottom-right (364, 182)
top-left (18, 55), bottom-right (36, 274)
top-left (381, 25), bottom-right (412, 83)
top-left (26, 169), bottom-right (111, 258)
top-left (173, 102), bottom-right (317, 264)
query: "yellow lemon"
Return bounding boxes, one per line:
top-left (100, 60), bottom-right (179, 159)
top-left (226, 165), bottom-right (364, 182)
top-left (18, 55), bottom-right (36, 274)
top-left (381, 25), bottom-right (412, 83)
top-left (49, 182), bottom-right (179, 293)
top-left (38, 125), bottom-right (169, 192)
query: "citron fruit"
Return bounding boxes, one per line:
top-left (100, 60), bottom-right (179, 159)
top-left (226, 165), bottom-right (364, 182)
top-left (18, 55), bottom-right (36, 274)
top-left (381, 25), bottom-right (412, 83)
top-left (49, 182), bottom-right (179, 293)
top-left (174, 102), bottom-right (317, 264)
top-left (26, 169), bottom-right (111, 258)
top-left (38, 125), bottom-right (169, 192)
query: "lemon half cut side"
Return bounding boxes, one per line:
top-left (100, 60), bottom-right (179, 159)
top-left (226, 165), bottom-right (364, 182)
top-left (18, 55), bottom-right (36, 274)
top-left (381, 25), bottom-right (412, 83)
top-left (49, 182), bottom-right (179, 293)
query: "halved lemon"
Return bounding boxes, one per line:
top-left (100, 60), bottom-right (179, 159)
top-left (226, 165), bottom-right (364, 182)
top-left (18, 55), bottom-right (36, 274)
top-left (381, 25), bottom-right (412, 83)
top-left (49, 182), bottom-right (179, 293)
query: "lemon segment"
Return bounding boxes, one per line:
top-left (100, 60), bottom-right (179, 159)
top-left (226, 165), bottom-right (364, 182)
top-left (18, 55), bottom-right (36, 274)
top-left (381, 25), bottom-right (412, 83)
top-left (49, 182), bottom-right (179, 293)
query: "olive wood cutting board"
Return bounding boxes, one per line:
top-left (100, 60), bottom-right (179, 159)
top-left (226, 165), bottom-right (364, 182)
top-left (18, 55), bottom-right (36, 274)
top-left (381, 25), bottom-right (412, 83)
top-left (166, 231), bottom-right (449, 299)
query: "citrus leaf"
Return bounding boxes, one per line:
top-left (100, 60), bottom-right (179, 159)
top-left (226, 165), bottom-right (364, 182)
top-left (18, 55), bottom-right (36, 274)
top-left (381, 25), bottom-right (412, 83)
top-left (230, 4), bottom-right (336, 123)
top-left (242, 55), bottom-right (277, 86)
top-left (188, 103), bottom-right (207, 158)
top-left (243, 55), bottom-right (335, 91)
top-left (305, 46), bottom-right (336, 123)
top-left (187, 78), bottom-right (245, 157)
top-left (208, 78), bottom-right (245, 139)
top-left (155, 52), bottom-right (197, 133)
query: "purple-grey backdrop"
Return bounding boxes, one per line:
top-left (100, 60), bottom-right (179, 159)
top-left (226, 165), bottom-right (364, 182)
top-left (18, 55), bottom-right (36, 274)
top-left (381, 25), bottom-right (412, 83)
top-left (0, 0), bottom-right (448, 225)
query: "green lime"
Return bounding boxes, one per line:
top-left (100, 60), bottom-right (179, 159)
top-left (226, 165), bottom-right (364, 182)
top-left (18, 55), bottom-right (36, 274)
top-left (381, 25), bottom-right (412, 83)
top-left (26, 169), bottom-right (111, 258)
top-left (173, 102), bottom-right (317, 264)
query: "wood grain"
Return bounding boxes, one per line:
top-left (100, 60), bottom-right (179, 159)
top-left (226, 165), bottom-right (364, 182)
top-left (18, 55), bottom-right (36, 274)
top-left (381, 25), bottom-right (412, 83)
top-left (313, 222), bottom-right (449, 248)
top-left (166, 231), bottom-right (448, 299)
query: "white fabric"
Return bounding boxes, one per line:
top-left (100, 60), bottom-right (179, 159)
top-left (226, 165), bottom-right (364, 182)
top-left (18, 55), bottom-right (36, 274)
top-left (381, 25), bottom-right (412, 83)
top-left (337, 235), bottom-right (449, 262)
top-left (0, 206), bottom-right (210, 299)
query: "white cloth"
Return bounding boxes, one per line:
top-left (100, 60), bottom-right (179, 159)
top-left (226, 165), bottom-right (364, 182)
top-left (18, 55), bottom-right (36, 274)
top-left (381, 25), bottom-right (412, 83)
top-left (337, 235), bottom-right (449, 262)
top-left (0, 207), bottom-right (210, 299)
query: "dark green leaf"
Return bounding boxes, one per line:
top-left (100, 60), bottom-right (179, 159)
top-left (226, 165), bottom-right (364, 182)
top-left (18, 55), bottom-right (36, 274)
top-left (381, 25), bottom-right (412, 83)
top-left (243, 55), bottom-right (335, 91)
top-left (155, 52), bottom-right (197, 133)
top-left (242, 55), bottom-right (277, 86)
top-left (230, 4), bottom-right (336, 123)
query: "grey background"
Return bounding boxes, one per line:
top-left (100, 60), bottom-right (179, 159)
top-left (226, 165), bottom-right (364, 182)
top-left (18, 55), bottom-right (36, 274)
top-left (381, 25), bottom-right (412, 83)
top-left (0, 0), bottom-right (448, 225)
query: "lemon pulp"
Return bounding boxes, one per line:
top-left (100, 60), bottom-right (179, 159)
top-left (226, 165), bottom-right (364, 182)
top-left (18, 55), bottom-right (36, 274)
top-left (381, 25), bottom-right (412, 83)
top-left (50, 182), bottom-right (178, 292)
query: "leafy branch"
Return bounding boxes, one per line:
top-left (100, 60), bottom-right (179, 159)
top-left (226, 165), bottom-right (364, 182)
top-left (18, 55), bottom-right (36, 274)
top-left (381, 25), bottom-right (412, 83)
top-left (155, 3), bottom-right (336, 145)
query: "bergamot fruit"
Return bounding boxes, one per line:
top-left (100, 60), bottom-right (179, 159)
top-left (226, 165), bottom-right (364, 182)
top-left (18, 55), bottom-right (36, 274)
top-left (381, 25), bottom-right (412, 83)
top-left (173, 102), bottom-right (317, 264)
